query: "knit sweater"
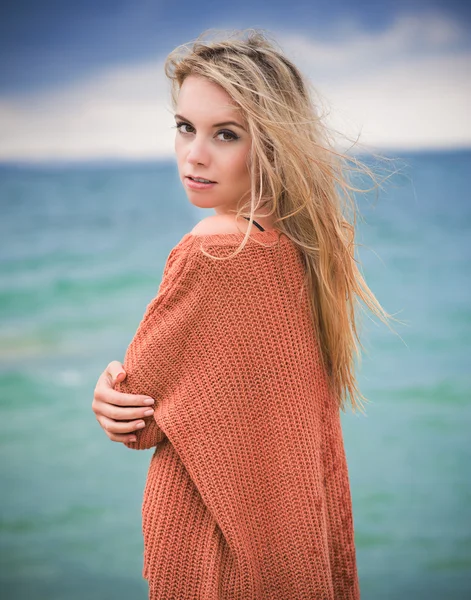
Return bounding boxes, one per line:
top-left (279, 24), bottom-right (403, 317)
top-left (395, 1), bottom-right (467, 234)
top-left (115, 229), bottom-right (360, 600)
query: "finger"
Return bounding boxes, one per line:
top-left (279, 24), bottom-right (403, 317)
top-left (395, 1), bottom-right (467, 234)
top-left (108, 432), bottom-right (138, 444)
top-left (106, 360), bottom-right (126, 386)
top-left (94, 399), bottom-right (154, 422)
top-left (100, 414), bottom-right (146, 435)
top-left (94, 372), bottom-right (154, 407)
top-left (98, 388), bottom-right (155, 407)
top-left (94, 369), bottom-right (115, 398)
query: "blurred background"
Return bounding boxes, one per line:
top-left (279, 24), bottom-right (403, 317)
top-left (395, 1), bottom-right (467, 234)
top-left (0, 1), bottom-right (470, 599)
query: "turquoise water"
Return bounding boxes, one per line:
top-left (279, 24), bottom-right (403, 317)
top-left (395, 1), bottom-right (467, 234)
top-left (0, 152), bottom-right (470, 598)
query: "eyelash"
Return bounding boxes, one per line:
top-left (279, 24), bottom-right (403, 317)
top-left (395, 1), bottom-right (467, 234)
top-left (173, 121), bottom-right (240, 142)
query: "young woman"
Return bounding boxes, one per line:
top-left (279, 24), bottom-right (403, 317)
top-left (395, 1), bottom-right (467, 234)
top-left (92, 30), bottom-right (396, 599)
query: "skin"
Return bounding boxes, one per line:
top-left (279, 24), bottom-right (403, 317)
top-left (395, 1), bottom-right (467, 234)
top-left (92, 75), bottom-right (275, 444)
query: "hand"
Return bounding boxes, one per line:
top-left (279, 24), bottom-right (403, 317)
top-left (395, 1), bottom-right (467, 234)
top-left (92, 361), bottom-right (155, 444)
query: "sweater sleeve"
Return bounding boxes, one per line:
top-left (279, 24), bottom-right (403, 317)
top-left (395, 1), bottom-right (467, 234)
top-left (114, 237), bottom-right (197, 450)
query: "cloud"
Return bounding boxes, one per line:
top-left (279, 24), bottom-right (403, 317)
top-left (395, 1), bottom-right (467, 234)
top-left (278, 10), bottom-right (467, 73)
top-left (278, 11), bottom-right (471, 152)
top-left (0, 59), bottom-right (175, 162)
top-left (0, 10), bottom-right (470, 162)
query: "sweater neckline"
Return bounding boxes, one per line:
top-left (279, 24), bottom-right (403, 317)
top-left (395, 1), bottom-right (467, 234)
top-left (178, 228), bottom-right (286, 248)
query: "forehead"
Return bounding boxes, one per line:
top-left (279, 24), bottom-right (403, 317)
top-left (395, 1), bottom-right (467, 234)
top-left (176, 75), bottom-right (241, 118)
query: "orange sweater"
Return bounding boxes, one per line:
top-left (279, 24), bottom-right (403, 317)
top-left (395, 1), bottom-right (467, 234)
top-left (115, 229), bottom-right (360, 600)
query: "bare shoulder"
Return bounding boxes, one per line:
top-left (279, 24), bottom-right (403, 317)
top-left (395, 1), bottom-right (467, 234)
top-left (190, 214), bottom-right (244, 236)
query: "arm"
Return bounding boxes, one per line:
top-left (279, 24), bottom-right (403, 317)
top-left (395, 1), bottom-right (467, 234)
top-left (112, 239), bottom-right (197, 449)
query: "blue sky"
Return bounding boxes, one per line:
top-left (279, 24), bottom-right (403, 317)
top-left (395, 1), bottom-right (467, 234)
top-left (1, 0), bottom-right (470, 161)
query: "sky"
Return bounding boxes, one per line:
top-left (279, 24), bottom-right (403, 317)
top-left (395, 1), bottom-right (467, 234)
top-left (0, 0), bottom-right (470, 163)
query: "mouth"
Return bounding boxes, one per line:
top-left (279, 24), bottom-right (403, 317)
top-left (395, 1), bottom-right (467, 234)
top-left (186, 175), bottom-right (217, 184)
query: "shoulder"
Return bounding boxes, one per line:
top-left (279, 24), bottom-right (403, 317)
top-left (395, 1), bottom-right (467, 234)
top-left (190, 214), bottom-right (244, 236)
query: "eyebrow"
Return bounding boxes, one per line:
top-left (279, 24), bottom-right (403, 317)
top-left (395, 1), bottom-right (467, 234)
top-left (174, 114), bottom-right (246, 132)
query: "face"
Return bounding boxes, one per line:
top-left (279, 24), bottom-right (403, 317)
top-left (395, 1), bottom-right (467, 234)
top-left (174, 75), bottom-right (252, 214)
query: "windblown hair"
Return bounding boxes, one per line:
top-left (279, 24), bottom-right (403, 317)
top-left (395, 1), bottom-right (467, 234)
top-left (165, 29), bottom-right (403, 414)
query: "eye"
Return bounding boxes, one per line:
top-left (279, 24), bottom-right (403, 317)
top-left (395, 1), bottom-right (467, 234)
top-left (174, 121), bottom-right (194, 134)
top-left (216, 130), bottom-right (239, 142)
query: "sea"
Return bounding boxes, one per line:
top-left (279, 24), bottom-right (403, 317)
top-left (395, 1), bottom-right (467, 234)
top-left (0, 150), bottom-right (470, 599)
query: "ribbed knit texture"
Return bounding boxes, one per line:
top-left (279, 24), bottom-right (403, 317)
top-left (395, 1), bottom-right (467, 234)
top-left (115, 229), bottom-right (360, 600)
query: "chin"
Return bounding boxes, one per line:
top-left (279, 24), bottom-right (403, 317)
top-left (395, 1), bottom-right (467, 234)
top-left (185, 193), bottom-right (217, 209)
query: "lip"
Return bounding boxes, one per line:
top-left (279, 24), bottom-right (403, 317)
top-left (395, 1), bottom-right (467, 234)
top-left (186, 174), bottom-right (217, 183)
top-left (184, 176), bottom-right (217, 190)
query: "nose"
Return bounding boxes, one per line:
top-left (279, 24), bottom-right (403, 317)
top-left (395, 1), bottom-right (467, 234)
top-left (186, 136), bottom-right (210, 167)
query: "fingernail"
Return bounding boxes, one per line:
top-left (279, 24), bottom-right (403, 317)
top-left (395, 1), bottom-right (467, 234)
top-left (129, 437), bottom-right (137, 443)
top-left (136, 421), bottom-right (145, 428)
top-left (144, 409), bottom-right (154, 416)
top-left (143, 397), bottom-right (154, 405)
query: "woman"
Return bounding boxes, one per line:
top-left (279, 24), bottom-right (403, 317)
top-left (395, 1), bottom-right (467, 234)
top-left (92, 30), bottom-right (396, 599)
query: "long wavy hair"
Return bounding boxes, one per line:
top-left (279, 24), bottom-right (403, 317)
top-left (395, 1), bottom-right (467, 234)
top-left (165, 29), bottom-right (403, 414)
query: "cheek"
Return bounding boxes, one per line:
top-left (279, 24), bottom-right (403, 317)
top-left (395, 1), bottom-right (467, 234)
top-left (229, 146), bottom-right (250, 181)
top-left (174, 138), bottom-right (187, 174)
top-left (174, 136), bottom-right (182, 159)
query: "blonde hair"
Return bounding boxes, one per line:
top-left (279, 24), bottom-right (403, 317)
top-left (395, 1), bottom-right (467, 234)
top-left (165, 29), bottom-right (404, 414)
